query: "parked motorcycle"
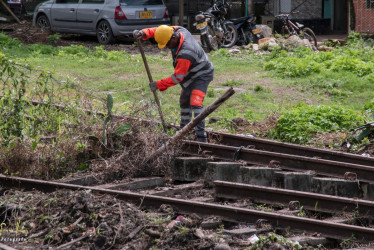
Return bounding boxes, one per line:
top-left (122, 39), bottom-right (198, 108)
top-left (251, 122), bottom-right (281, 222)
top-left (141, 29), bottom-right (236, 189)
top-left (194, 0), bottom-right (238, 52)
top-left (231, 14), bottom-right (263, 45)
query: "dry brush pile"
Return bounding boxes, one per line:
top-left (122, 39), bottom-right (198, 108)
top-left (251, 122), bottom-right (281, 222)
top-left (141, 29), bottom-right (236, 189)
top-left (1, 189), bottom-right (217, 249)
top-left (0, 51), bottom-right (178, 182)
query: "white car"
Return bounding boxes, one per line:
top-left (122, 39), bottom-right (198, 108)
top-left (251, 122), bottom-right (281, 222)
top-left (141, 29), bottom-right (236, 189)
top-left (33, 0), bottom-right (171, 44)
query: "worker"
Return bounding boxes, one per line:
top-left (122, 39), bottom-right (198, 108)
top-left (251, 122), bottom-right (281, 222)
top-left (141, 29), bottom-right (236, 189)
top-left (133, 25), bottom-right (214, 142)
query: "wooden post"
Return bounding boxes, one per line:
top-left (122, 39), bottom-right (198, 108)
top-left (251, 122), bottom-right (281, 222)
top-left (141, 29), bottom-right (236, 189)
top-left (145, 87), bottom-right (235, 162)
top-left (179, 0), bottom-right (184, 26)
top-left (137, 38), bottom-right (168, 133)
top-left (0, 0), bottom-right (21, 24)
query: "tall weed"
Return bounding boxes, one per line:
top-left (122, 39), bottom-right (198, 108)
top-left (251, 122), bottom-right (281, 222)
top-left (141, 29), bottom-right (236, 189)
top-left (0, 51), bottom-right (103, 178)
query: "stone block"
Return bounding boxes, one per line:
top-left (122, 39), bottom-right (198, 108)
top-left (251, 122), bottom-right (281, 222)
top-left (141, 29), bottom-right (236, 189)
top-left (312, 177), bottom-right (362, 198)
top-left (240, 167), bottom-right (277, 186)
top-left (204, 162), bottom-right (243, 186)
top-left (273, 171), bottom-right (313, 192)
top-left (172, 157), bottom-right (211, 182)
top-left (361, 182), bottom-right (374, 201)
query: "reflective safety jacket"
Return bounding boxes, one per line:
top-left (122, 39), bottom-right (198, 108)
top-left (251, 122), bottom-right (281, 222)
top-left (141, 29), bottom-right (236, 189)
top-left (141, 26), bottom-right (214, 91)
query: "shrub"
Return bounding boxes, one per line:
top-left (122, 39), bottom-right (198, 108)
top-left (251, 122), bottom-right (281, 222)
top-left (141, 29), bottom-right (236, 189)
top-left (272, 103), bottom-right (364, 144)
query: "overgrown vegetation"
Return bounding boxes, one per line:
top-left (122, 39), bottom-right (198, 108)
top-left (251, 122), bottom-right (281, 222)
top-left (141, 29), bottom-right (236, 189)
top-left (1, 31), bottom-right (374, 179)
top-left (272, 103), bottom-right (364, 144)
top-left (0, 46), bottom-right (174, 180)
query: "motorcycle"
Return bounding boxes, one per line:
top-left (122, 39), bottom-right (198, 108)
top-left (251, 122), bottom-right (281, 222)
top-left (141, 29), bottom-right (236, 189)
top-left (193, 0), bottom-right (238, 52)
top-left (231, 14), bottom-right (264, 45)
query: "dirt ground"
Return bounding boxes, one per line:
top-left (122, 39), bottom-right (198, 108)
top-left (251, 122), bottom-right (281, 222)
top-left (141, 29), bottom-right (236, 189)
top-left (0, 188), bottom-right (218, 249)
top-left (0, 188), bottom-right (305, 250)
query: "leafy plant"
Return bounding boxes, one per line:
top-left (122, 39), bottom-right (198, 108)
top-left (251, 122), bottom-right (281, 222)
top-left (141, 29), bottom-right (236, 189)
top-left (176, 226), bottom-right (189, 236)
top-left (297, 206), bottom-right (306, 217)
top-left (48, 34), bottom-right (60, 46)
top-left (223, 79), bottom-right (243, 87)
top-left (249, 233), bottom-right (301, 250)
top-left (272, 103), bottom-right (364, 144)
top-left (339, 234), bottom-right (357, 248)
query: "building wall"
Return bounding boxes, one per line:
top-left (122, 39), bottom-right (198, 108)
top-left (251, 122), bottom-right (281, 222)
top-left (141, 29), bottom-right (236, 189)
top-left (266, 0), bottom-right (323, 19)
top-left (353, 0), bottom-right (374, 33)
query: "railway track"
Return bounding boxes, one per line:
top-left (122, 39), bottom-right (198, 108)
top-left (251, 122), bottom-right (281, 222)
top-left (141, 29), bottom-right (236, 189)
top-left (1, 173), bottom-right (374, 248)
top-left (208, 131), bottom-right (374, 166)
top-left (182, 140), bottom-right (374, 183)
top-left (22, 97), bottom-right (374, 180)
top-left (2, 100), bottom-right (374, 247)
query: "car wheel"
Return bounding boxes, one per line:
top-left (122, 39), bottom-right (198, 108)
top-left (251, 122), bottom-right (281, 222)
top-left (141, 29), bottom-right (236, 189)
top-left (36, 15), bottom-right (50, 30)
top-left (96, 20), bottom-right (115, 45)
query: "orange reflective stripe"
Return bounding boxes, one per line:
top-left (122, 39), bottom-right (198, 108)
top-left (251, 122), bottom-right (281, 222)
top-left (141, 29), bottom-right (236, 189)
top-left (190, 89), bottom-right (205, 106)
top-left (175, 31), bottom-right (184, 54)
top-left (141, 27), bottom-right (157, 39)
top-left (156, 77), bottom-right (176, 91)
top-left (175, 58), bottom-right (192, 80)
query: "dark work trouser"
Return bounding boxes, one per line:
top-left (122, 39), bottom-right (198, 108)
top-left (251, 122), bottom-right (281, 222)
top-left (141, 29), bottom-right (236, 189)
top-left (179, 74), bottom-right (213, 140)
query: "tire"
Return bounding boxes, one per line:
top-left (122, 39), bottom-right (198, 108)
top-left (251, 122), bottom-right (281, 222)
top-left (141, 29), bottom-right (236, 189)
top-left (36, 15), bottom-right (50, 30)
top-left (203, 25), bottom-right (220, 52)
top-left (221, 23), bottom-right (238, 48)
top-left (201, 34), bottom-right (212, 52)
top-left (301, 27), bottom-right (317, 48)
top-left (96, 20), bottom-right (115, 45)
top-left (281, 25), bottom-right (291, 38)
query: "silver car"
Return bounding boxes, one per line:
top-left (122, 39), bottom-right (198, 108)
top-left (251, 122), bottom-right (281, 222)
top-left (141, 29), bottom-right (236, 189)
top-left (33, 0), bottom-right (171, 44)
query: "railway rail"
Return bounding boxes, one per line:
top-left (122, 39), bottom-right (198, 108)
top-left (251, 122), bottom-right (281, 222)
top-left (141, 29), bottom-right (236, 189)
top-left (182, 140), bottom-right (374, 183)
top-left (208, 131), bottom-right (374, 166)
top-left (1, 175), bottom-right (374, 243)
top-left (214, 180), bottom-right (374, 216)
top-left (3, 98), bottom-right (374, 247)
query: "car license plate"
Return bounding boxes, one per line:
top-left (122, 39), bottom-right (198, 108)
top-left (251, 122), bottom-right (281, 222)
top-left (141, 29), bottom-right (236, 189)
top-left (196, 21), bottom-right (207, 30)
top-left (253, 29), bottom-right (261, 34)
top-left (140, 11), bottom-right (152, 19)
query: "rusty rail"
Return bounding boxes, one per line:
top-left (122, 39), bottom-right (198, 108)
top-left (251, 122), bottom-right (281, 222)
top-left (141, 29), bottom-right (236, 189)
top-left (1, 175), bottom-right (374, 241)
top-left (182, 141), bottom-right (374, 183)
top-left (214, 181), bottom-right (374, 216)
top-left (209, 132), bottom-right (374, 167)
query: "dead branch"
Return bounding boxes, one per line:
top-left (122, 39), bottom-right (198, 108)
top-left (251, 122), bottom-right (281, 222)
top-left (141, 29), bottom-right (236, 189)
top-left (144, 87), bottom-right (235, 162)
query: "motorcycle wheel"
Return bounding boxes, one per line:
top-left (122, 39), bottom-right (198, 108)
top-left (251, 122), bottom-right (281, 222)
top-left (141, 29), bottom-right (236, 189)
top-left (201, 26), bottom-right (220, 52)
top-left (222, 23), bottom-right (238, 48)
top-left (301, 28), bottom-right (317, 48)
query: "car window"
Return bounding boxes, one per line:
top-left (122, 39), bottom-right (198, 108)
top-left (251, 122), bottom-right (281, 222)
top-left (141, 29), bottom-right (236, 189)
top-left (82, 0), bottom-right (104, 3)
top-left (56, 0), bottom-right (79, 3)
top-left (119, 0), bottom-right (163, 5)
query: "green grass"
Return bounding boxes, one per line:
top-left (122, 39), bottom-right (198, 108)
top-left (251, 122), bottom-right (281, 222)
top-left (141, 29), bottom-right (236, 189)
top-left (1, 32), bottom-right (374, 147)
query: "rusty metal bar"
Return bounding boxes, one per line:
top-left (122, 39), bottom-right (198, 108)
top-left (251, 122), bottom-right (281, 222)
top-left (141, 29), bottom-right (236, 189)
top-left (182, 141), bottom-right (374, 183)
top-left (214, 181), bottom-right (374, 216)
top-left (1, 175), bottom-right (374, 241)
top-left (209, 132), bottom-right (374, 167)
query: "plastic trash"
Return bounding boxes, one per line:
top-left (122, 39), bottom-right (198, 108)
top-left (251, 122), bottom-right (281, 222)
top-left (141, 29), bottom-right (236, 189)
top-left (249, 234), bottom-right (259, 244)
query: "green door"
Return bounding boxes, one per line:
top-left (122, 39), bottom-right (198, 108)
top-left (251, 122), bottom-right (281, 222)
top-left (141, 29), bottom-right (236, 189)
top-left (324, 0), bottom-right (332, 19)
